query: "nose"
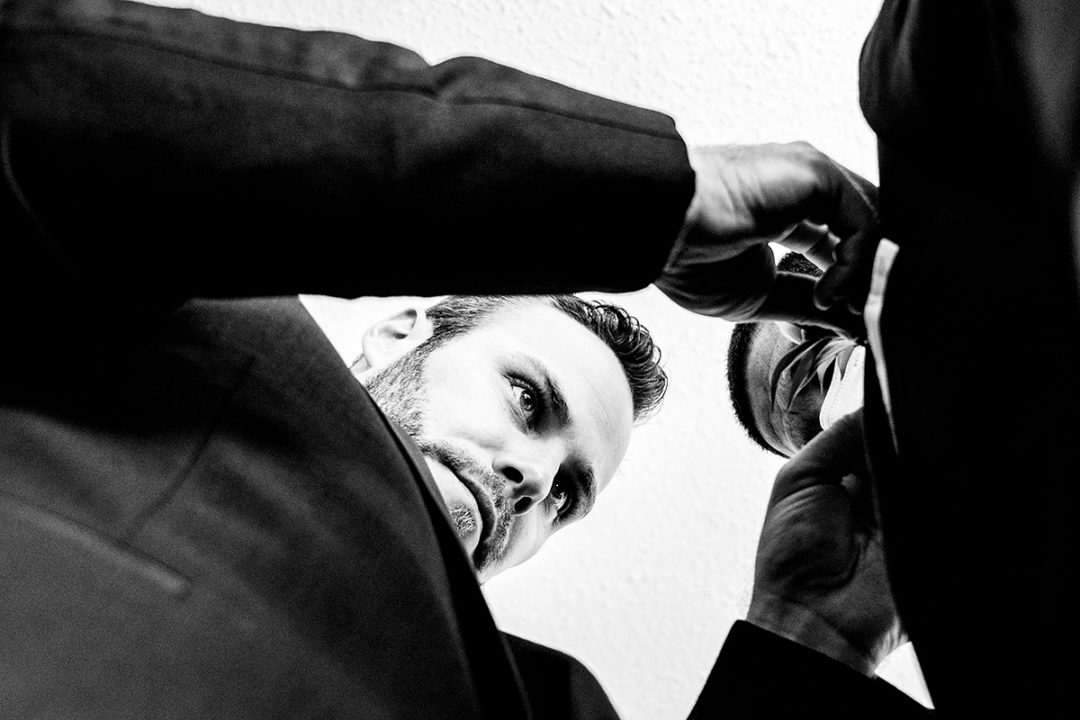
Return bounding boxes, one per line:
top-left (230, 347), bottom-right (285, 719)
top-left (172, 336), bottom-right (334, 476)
top-left (493, 440), bottom-right (561, 515)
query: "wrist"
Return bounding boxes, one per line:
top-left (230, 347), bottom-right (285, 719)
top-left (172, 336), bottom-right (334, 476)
top-left (746, 593), bottom-right (890, 677)
top-left (663, 169), bottom-right (704, 275)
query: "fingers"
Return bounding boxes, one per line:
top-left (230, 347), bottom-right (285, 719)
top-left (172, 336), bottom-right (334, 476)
top-left (822, 160), bottom-right (880, 238)
top-left (776, 146), bottom-right (879, 314)
top-left (743, 272), bottom-right (863, 337)
top-left (771, 409), bottom-right (868, 501)
top-left (814, 228), bottom-right (880, 314)
top-left (655, 242), bottom-right (778, 320)
top-left (840, 468), bottom-right (879, 531)
top-left (779, 222), bottom-right (838, 271)
top-left (664, 143), bottom-right (879, 320)
top-left (776, 320), bottom-right (807, 344)
top-left (809, 160), bottom-right (881, 313)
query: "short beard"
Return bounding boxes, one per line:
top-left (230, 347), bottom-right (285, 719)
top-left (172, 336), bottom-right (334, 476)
top-left (414, 437), bottom-right (513, 578)
top-left (363, 346), bottom-right (429, 438)
top-left (363, 346), bottom-right (510, 575)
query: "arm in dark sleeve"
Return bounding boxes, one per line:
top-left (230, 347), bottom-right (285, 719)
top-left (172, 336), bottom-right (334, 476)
top-left (503, 634), bottom-right (622, 720)
top-left (0, 0), bottom-right (693, 305)
top-left (1008, 2), bottom-right (1080, 181)
top-left (688, 622), bottom-right (933, 719)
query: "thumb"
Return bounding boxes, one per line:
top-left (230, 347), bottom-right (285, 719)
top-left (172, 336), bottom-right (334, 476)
top-left (771, 409), bottom-right (868, 501)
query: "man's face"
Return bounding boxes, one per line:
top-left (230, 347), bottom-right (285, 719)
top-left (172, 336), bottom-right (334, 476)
top-left (743, 323), bottom-right (861, 458)
top-left (366, 302), bottom-right (634, 582)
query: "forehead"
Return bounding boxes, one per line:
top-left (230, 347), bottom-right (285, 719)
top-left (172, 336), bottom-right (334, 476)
top-left (743, 322), bottom-right (797, 454)
top-left (745, 322), bottom-right (796, 383)
top-left (456, 301), bottom-right (634, 484)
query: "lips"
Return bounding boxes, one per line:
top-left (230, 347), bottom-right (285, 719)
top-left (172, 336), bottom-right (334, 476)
top-left (454, 470), bottom-right (497, 561)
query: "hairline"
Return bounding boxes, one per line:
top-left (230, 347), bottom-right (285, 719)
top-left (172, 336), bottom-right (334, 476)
top-left (727, 320), bottom-right (787, 458)
top-left (425, 294), bottom-right (660, 422)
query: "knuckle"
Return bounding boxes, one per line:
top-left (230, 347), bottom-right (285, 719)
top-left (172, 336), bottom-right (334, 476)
top-left (775, 461), bottom-right (802, 486)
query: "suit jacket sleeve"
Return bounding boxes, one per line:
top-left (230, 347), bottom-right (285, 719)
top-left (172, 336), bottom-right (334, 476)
top-left (0, 0), bottom-right (694, 308)
top-left (505, 622), bottom-right (932, 720)
top-left (504, 634), bottom-right (622, 720)
top-left (688, 622), bottom-right (933, 719)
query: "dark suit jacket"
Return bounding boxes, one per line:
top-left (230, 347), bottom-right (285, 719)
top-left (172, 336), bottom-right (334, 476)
top-left (860, 2), bottom-right (1080, 716)
top-left (0, 0), bottom-right (930, 716)
top-left (0, 296), bottom-right (928, 719)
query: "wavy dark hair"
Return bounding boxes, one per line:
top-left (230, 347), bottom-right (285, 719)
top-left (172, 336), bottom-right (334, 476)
top-left (423, 294), bottom-right (667, 423)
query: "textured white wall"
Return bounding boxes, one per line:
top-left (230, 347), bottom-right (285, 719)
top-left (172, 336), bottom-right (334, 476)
top-left (147, 0), bottom-right (932, 716)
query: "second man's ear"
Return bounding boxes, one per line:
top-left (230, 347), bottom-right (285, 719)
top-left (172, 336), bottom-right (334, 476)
top-left (352, 305), bottom-right (434, 376)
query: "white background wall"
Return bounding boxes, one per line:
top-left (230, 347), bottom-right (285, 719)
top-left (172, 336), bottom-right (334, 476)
top-left (148, 0), bottom-right (932, 716)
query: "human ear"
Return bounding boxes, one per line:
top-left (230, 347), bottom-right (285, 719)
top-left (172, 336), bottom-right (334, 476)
top-left (354, 306), bottom-right (433, 373)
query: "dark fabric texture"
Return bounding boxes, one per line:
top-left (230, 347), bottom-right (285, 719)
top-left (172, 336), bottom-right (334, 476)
top-left (860, 2), bottom-right (1080, 716)
top-left (504, 634), bottom-right (622, 720)
top-left (1, 296), bottom-right (528, 719)
top-left (0, 296), bottom-right (929, 719)
top-left (0, 0), bottom-right (932, 717)
top-left (689, 621), bottom-right (931, 719)
top-left (0, 0), bottom-right (693, 320)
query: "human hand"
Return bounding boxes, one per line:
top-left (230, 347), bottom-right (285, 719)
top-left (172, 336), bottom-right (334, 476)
top-left (655, 143), bottom-right (879, 333)
top-left (746, 410), bottom-right (904, 676)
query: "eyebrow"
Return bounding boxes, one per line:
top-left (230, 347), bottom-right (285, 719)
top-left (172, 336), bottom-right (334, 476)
top-left (517, 353), bottom-right (570, 426)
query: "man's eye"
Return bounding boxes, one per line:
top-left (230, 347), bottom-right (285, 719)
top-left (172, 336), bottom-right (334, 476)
top-left (512, 382), bottom-right (538, 417)
top-left (550, 479), bottom-right (571, 515)
top-left (514, 386), bottom-right (531, 414)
